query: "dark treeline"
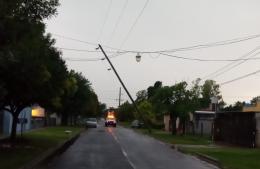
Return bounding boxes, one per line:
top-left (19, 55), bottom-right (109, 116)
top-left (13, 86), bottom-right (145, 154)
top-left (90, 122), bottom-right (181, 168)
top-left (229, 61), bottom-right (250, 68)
top-left (0, 0), bottom-right (104, 140)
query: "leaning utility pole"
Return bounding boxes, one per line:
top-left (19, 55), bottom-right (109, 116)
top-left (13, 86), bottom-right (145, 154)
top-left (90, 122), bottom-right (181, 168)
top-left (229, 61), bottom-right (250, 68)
top-left (98, 44), bottom-right (151, 133)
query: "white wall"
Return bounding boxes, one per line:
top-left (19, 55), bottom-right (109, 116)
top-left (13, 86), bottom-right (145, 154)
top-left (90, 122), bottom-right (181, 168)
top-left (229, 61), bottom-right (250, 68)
top-left (3, 107), bottom-right (32, 135)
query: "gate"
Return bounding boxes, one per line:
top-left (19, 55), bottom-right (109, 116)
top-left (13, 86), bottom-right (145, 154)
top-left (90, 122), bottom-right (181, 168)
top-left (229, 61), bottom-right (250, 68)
top-left (214, 111), bottom-right (256, 147)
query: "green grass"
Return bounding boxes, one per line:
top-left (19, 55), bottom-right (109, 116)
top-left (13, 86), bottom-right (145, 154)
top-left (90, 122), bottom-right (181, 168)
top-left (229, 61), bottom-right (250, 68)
top-left (0, 126), bottom-right (82, 169)
top-left (138, 128), bottom-right (212, 145)
top-left (182, 147), bottom-right (260, 169)
top-left (135, 127), bottom-right (260, 169)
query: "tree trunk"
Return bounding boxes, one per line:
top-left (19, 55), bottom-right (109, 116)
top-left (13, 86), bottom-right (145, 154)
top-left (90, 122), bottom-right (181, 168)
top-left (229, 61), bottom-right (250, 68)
top-left (171, 116), bottom-right (177, 135)
top-left (61, 112), bottom-right (68, 125)
top-left (73, 115), bottom-right (77, 126)
top-left (10, 113), bottom-right (19, 141)
top-left (182, 119), bottom-right (186, 135)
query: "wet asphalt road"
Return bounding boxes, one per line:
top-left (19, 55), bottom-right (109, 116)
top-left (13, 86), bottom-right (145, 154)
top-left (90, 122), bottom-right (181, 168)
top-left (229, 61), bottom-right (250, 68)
top-left (45, 124), bottom-right (218, 169)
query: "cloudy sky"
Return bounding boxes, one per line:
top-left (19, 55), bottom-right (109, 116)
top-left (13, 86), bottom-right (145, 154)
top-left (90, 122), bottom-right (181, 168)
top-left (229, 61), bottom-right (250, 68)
top-left (45, 0), bottom-right (260, 107)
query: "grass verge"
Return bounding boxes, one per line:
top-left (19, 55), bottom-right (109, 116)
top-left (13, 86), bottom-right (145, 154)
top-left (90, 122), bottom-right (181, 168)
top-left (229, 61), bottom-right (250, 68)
top-left (181, 147), bottom-right (260, 169)
top-left (137, 128), bottom-right (212, 145)
top-left (0, 126), bottom-right (82, 169)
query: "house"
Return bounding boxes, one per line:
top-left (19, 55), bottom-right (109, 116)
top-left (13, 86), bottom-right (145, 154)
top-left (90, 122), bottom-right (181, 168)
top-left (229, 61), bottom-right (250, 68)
top-left (163, 98), bottom-right (218, 134)
top-left (163, 113), bottom-right (193, 133)
top-left (2, 107), bottom-right (32, 135)
top-left (193, 110), bottom-right (215, 136)
top-left (214, 111), bottom-right (260, 148)
top-left (0, 106), bottom-right (45, 136)
top-left (243, 100), bottom-right (260, 112)
top-left (48, 113), bottom-right (61, 126)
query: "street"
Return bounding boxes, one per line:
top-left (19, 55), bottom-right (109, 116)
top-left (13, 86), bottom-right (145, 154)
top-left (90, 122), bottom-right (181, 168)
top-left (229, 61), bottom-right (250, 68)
top-left (44, 123), bottom-right (218, 169)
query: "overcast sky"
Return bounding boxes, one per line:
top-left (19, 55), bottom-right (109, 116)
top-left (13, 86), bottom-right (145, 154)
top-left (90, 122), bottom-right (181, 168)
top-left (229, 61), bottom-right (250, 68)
top-left (45, 0), bottom-right (260, 107)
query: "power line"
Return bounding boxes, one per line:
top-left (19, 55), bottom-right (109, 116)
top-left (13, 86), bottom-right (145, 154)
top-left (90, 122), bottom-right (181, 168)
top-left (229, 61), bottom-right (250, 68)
top-left (52, 33), bottom-right (122, 51)
top-left (52, 33), bottom-right (98, 46)
top-left (209, 51), bottom-right (260, 79)
top-left (119, 0), bottom-right (150, 49)
top-left (57, 47), bottom-right (123, 54)
top-left (203, 46), bottom-right (260, 79)
top-left (97, 0), bottom-right (113, 43)
top-left (153, 33), bottom-right (260, 53)
top-left (158, 52), bottom-right (260, 62)
top-left (58, 45), bottom-right (260, 62)
top-left (60, 46), bottom-right (260, 62)
top-left (64, 58), bottom-right (102, 62)
top-left (220, 68), bottom-right (260, 86)
top-left (52, 33), bottom-right (260, 54)
top-left (63, 52), bottom-right (126, 62)
top-left (109, 0), bottom-right (129, 41)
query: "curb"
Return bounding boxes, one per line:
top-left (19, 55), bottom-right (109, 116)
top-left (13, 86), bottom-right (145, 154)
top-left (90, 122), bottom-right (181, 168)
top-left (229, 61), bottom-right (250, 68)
top-left (19, 132), bottom-right (82, 169)
top-left (176, 147), bottom-right (223, 169)
top-left (195, 152), bottom-right (223, 168)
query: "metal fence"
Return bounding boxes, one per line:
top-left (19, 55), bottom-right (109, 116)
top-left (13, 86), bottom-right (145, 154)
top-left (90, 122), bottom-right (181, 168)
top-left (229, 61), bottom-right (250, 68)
top-left (214, 111), bottom-right (256, 148)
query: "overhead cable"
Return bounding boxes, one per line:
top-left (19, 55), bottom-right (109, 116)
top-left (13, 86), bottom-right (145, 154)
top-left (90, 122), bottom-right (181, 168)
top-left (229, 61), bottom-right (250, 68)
top-left (202, 46), bottom-right (260, 79)
top-left (97, 0), bottom-right (113, 43)
top-left (158, 52), bottom-right (260, 62)
top-left (52, 33), bottom-right (260, 54)
top-left (119, 0), bottom-right (150, 49)
top-left (109, 0), bottom-right (129, 41)
top-left (220, 68), bottom-right (260, 86)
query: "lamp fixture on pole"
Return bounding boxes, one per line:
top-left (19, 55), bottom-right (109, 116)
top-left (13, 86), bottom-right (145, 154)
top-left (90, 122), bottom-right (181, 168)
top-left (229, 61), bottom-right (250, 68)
top-left (136, 52), bottom-right (141, 62)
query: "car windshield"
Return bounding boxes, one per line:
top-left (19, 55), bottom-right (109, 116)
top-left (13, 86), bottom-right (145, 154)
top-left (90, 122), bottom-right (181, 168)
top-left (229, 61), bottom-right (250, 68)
top-left (87, 118), bottom-right (97, 122)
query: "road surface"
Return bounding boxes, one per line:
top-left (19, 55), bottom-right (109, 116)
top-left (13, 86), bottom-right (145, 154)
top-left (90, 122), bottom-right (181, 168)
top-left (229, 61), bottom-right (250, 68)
top-left (44, 124), bottom-right (218, 169)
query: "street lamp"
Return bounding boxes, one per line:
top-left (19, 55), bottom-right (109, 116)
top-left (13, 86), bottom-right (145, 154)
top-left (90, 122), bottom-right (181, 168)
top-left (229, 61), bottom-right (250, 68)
top-left (136, 53), bottom-right (141, 62)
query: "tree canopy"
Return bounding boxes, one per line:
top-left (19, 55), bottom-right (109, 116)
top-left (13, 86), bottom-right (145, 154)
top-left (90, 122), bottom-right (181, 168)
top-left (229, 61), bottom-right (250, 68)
top-left (0, 0), bottom-right (100, 140)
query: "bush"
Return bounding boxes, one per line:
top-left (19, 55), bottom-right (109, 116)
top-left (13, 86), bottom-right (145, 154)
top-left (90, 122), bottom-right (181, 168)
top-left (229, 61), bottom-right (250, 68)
top-left (151, 121), bottom-right (164, 129)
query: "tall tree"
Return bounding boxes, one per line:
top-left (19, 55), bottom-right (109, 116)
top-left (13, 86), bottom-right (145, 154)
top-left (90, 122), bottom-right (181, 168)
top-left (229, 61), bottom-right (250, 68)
top-left (0, 0), bottom-right (62, 140)
top-left (147, 81), bottom-right (162, 99)
top-left (200, 80), bottom-right (221, 108)
top-left (60, 71), bottom-right (96, 125)
top-left (222, 101), bottom-right (244, 111)
top-left (117, 101), bottom-right (135, 122)
top-left (137, 100), bottom-right (155, 131)
top-left (135, 90), bottom-right (148, 104)
top-left (251, 96), bottom-right (260, 104)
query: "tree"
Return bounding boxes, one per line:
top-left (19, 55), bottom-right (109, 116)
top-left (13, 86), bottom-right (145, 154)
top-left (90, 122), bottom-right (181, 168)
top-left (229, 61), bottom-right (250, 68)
top-left (222, 101), bottom-right (244, 111)
top-left (200, 80), bottom-right (221, 108)
top-left (117, 101), bottom-right (135, 122)
top-left (147, 81), bottom-right (162, 99)
top-left (0, 34), bottom-right (68, 140)
top-left (150, 86), bottom-right (172, 120)
top-left (170, 82), bottom-right (192, 135)
top-left (251, 96), bottom-right (260, 104)
top-left (137, 101), bottom-right (155, 128)
top-left (97, 103), bottom-right (107, 117)
top-left (0, 0), bottom-right (63, 140)
top-left (60, 71), bottom-right (97, 125)
top-left (135, 90), bottom-right (148, 104)
top-left (0, 0), bottom-right (59, 21)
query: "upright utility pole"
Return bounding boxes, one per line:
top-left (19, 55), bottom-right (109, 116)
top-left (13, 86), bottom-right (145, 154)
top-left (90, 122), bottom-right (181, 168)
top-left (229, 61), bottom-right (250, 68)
top-left (118, 87), bottom-right (121, 108)
top-left (98, 44), bottom-right (151, 133)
